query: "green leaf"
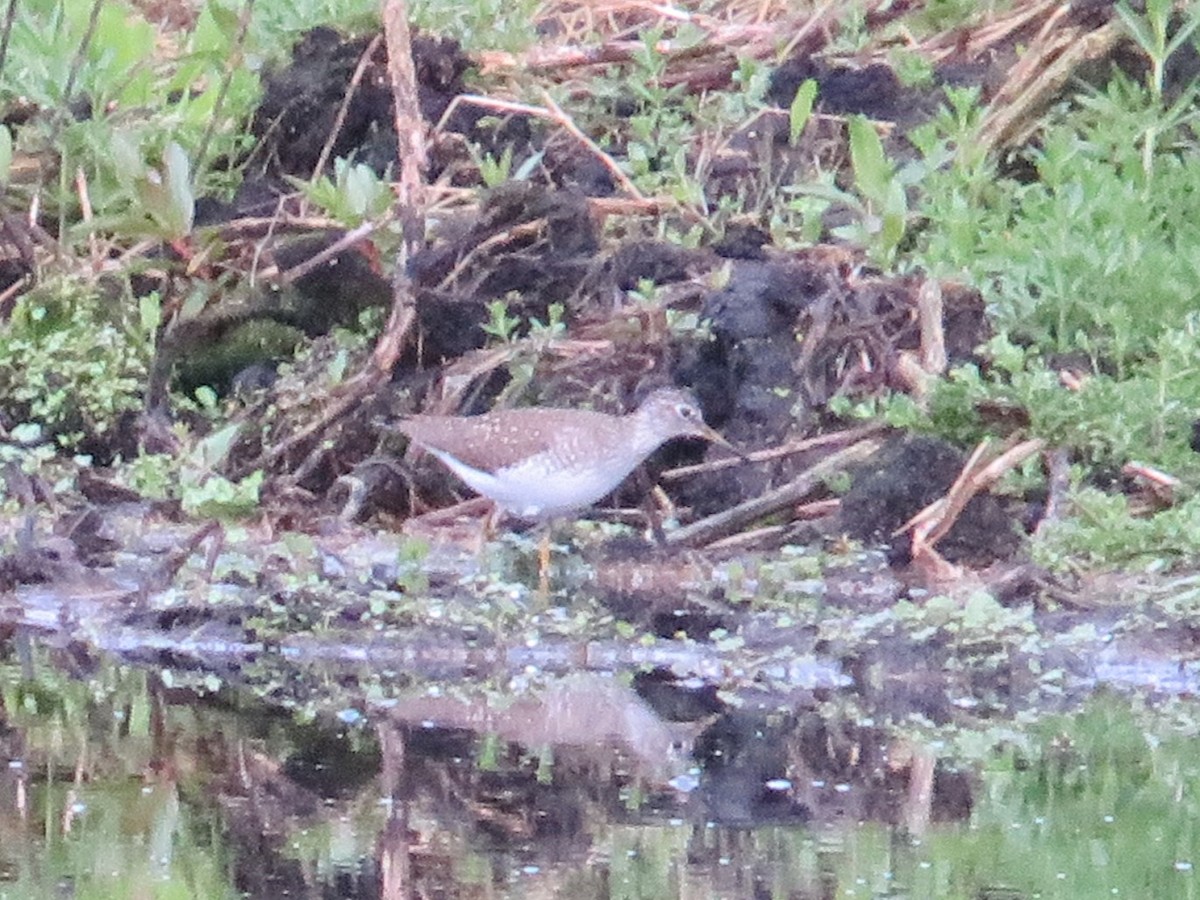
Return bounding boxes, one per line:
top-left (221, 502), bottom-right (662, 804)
top-left (1164, 8), bottom-right (1200, 59)
top-left (194, 385), bottom-right (218, 410)
top-left (110, 130), bottom-right (145, 190)
top-left (848, 115), bottom-right (893, 203)
top-left (181, 469), bottom-right (263, 519)
top-left (328, 349), bottom-right (348, 384)
top-left (784, 179), bottom-right (862, 211)
top-left (788, 79), bottom-right (817, 145)
top-left (196, 0), bottom-right (241, 49)
top-left (138, 292), bottom-right (161, 336)
top-left (162, 141), bottom-right (194, 237)
top-left (0, 125), bottom-right (11, 185)
top-left (1115, 2), bottom-right (1156, 55)
top-left (191, 422), bottom-right (242, 470)
top-left (512, 149), bottom-right (545, 182)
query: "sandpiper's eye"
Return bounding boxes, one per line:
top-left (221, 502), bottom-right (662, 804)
top-left (677, 403), bottom-right (696, 418)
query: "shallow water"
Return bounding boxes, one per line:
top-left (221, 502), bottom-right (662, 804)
top-left (2, 639), bottom-right (1200, 899)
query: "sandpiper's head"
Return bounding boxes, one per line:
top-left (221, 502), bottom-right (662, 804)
top-left (632, 387), bottom-right (735, 450)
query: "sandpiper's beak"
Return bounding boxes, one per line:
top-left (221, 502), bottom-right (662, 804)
top-left (697, 424), bottom-right (749, 460)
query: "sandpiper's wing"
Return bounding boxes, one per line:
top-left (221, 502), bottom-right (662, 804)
top-left (397, 407), bottom-right (615, 473)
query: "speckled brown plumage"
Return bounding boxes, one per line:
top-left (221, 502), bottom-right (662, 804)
top-left (396, 387), bottom-right (730, 519)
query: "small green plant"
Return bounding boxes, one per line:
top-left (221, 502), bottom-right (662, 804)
top-left (475, 144), bottom-right (514, 187)
top-left (0, 278), bottom-right (152, 449)
top-left (1034, 487), bottom-right (1200, 572)
top-left (845, 115), bottom-right (908, 263)
top-left (114, 137), bottom-right (196, 239)
top-left (480, 299), bottom-right (567, 396)
top-left (626, 278), bottom-right (661, 309)
top-left (825, 1), bottom-right (870, 54)
top-left (907, 0), bottom-right (1012, 35)
top-left (614, 25), bottom-right (707, 206)
top-left (623, 278), bottom-right (709, 338)
top-left (409, 0), bottom-right (539, 51)
top-left (892, 326), bottom-right (1200, 477)
top-left (5, 0), bottom-right (157, 109)
top-left (179, 423), bottom-right (264, 518)
top-left (728, 56), bottom-right (771, 115)
top-left (123, 452), bottom-right (177, 501)
top-left (785, 115), bottom-right (913, 264)
top-left (300, 157), bottom-right (393, 225)
top-left (481, 297), bottom-right (522, 343)
top-left (889, 48), bottom-right (936, 88)
top-left (123, 425), bottom-right (264, 519)
top-left (527, 303), bottom-right (566, 342)
top-left (393, 537), bottom-right (431, 596)
top-left (471, 138), bottom-right (546, 188)
top-left (1116, 0), bottom-right (1200, 105)
top-left (3, 0), bottom-right (264, 243)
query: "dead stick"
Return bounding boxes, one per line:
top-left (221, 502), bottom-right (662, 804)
top-left (539, 89), bottom-right (645, 201)
top-left (263, 0), bottom-right (424, 471)
top-left (662, 423), bottom-right (887, 481)
top-left (276, 219), bottom-right (385, 286)
top-left (666, 438), bottom-right (883, 548)
top-left (371, 0), bottom-right (424, 376)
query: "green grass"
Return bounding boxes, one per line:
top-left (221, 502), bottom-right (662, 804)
top-left (890, 7), bottom-right (1200, 568)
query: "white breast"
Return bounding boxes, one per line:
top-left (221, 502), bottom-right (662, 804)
top-left (429, 448), bottom-right (641, 519)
